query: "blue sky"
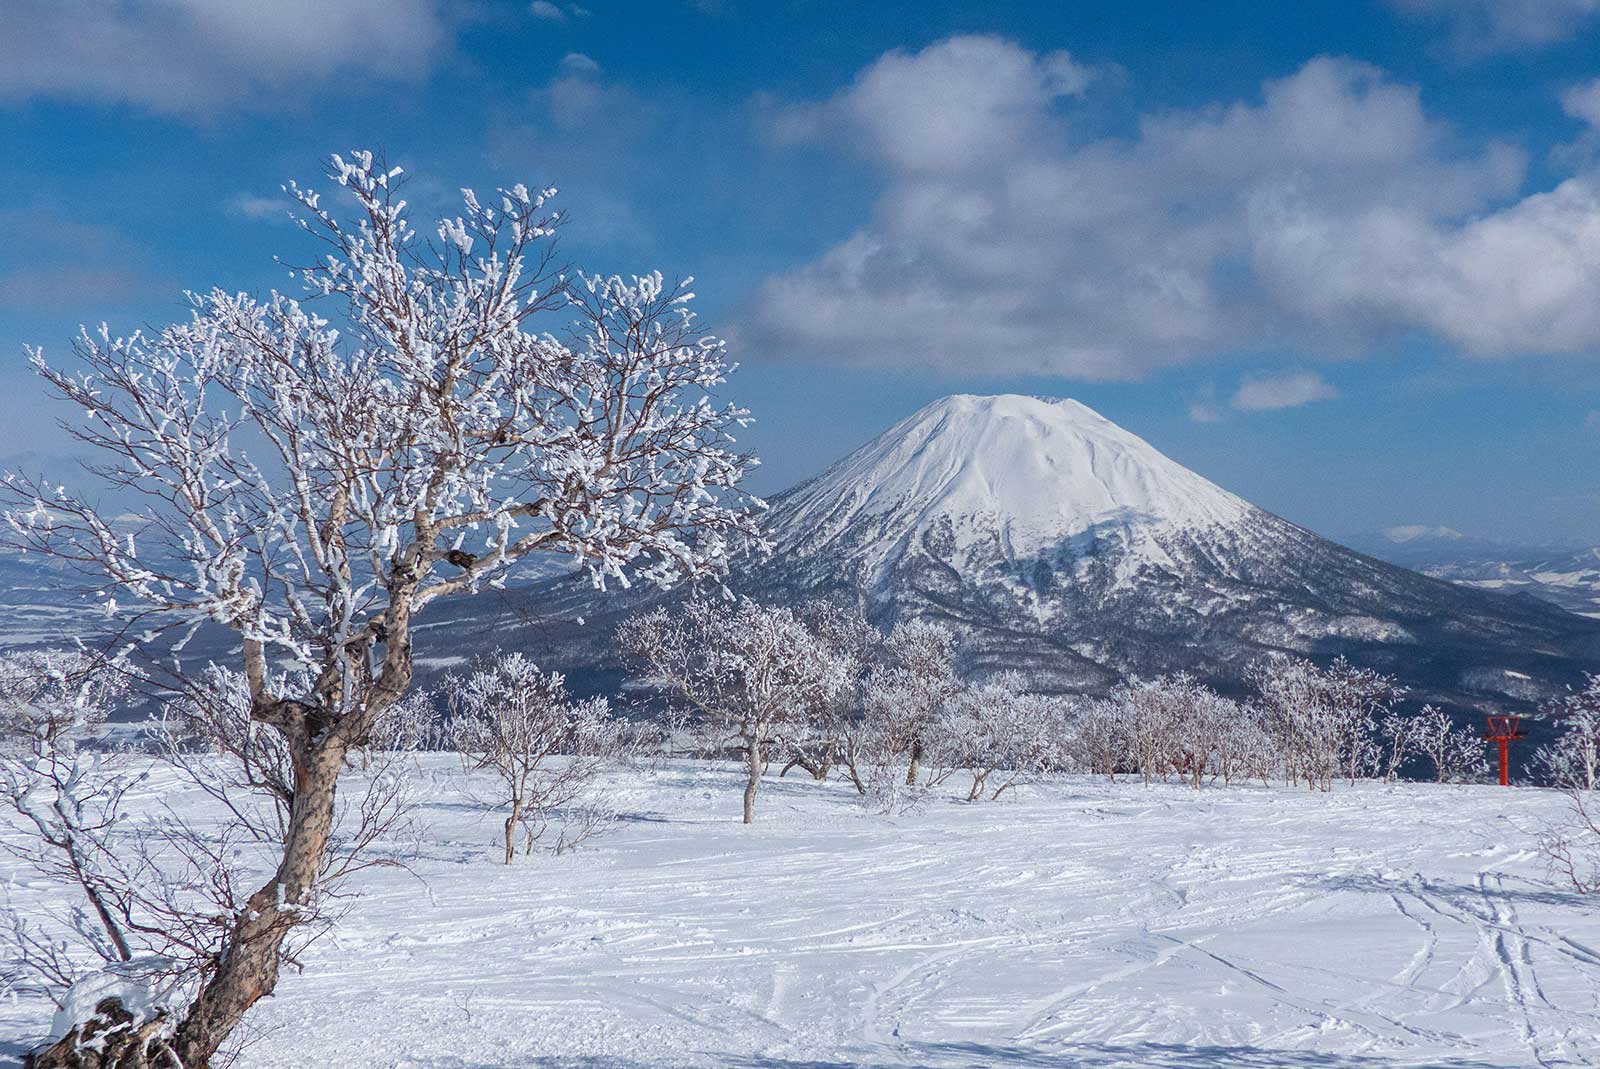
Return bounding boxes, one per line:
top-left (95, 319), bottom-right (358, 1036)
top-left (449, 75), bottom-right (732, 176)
top-left (3, 0), bottom-right (1600, 544)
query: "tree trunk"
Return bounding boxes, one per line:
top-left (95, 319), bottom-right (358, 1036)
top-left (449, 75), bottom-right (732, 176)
top-left (504, 797), bottom-right (522, 864)
top-left (906, 739), bottom-right (922, 786)
top-left (171, 738), bottom-right (348, 1066)
top-left (843, 738), bottom-right (867, 795)
top-left (25, 999), bottom-right (178, 1069)
top-left (743, 734), bottom-right (761, 824)
top-left (33, 735), bottom-right (353, 1069)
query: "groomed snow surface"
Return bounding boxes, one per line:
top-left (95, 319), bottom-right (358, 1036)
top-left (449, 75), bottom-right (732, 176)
top-left (5, 759), bottom-right (1600, 1068)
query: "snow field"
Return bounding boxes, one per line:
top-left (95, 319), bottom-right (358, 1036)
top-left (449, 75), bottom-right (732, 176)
top-left (4, 758), bottom-right (1599, 1068)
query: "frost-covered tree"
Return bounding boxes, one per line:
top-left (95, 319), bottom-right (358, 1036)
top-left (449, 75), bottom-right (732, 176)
top-left (1538, 678), bottom-right (1600, 891)
top-left (935, 673), bottom-right (1062, 801)
top-left (446, 651), bottom-right (624, 862)
top-left (620, 597), bottom-right (850, 823)
top-left (1248, 656), bottom-right (1403, 791)
top-left (1376, 710), bottom-right (1419, 783)
top-left (861, 620), bottom-right (962, 789)
top-left (1069, 697), bottom-right (1132, 781)
top-left (1104, 676), bottom-right (1181, 785)
top-left (1092, 674), bottom-right (1240, 789)
top-left (769, 599), bottom-right (874, 785)
top-left (3, 150), bottom-right (761, 1068)
top-left (1537, 677), bottom-right (1600, 791)
top-left (1411, 705), bottom-right (1487, 784)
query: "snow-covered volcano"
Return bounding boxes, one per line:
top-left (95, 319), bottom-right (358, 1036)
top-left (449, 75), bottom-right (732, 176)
top-left (452, 393), bottom-right (1600, 708)
top-left (730, 394), bottom-right (1600, 704)
top-left (772, 394), bottom-right (1253, 588)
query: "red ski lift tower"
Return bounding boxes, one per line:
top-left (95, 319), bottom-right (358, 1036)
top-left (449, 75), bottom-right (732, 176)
top-left (1483, 714), bottom-right (1525, 787)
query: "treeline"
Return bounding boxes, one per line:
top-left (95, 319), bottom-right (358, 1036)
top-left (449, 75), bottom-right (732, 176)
top-left (617, 596), bottom-right (1521, 821)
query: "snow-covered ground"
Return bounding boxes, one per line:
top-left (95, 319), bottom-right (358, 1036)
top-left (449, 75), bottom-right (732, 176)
top-left (5, 759), bottom-right (1600, 1068)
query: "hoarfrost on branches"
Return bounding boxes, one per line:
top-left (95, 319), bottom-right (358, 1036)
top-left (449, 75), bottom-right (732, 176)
top-left (620, 597), bottom-right (851, 824)
top-left (446, 651), bottom-right (627, 862)
top-left (1, 147), bottom-right (764, 1068)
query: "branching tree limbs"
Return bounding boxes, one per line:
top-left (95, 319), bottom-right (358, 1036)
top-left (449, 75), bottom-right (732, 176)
top-left (447, 651), bottom-right (625, 863)
top-left (4, 150), bottom-right (762, 1068)
top-left (620, 597), bottom-right (849, 824)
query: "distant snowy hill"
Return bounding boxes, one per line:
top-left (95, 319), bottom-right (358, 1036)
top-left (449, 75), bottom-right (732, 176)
top-left (1350, 529), bottom-right (1600, 619)
top-left (504, 394), bottom-right (1600, 709)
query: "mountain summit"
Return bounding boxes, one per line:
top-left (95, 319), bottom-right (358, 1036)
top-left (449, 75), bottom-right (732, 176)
top-left (731, 394), bottom-right (1600, 704)
top-left (773, 394), bottom-right (1252, 588)
top-left (479, 394), bottom-right (1599, 708)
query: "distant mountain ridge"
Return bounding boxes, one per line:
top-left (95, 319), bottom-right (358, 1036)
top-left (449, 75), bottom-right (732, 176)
top-left (1351, 529), bottom-right (1600, 620)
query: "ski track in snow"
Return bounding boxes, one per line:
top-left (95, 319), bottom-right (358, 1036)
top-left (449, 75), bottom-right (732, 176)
top-left (4, 759), bottom-right (1600, 1068)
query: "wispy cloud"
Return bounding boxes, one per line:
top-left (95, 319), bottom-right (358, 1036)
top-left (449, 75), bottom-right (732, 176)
top-left (1230, 371), bottom-right (1340, 412)
top-left (226, 192), bottom-right (287, 221)
top-left (1387, 0), bottom-right (1600, 52)
top-left (1187, 384), bottom-right (1226, 424)
top-left (0, 0), bottom-right (451, 119)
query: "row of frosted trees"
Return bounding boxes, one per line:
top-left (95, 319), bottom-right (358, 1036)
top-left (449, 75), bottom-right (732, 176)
top-left (618, 595), bottom-right (1539, 822)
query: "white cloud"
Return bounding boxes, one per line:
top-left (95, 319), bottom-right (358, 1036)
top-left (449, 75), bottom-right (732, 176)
top-left (747, 41), bottom-right (1600, 379)
top-left (1230, 371), bottom-right (1339, 412)
top-left (0, 0), bottom-right (448, 118)
top-left (1186, 385), bottom-right (1226, 424)
top-left (1388, 0), bottom-right (1600, 50)
top-left (531, 1), bottom-right (568, 20)
top-left (542, 54), bottom-right (629, 132)
top-left (226, 193), bottom-right (285, 221)
top-left (761, 35), bottom-right (1096, 173)
top-left (1563, 79), bottom-right (1600, 128)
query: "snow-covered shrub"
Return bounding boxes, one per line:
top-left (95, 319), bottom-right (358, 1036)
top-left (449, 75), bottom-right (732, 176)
top-left (1211, 698), bottom-right (1272, 786)
top-left (447, 652), bottom-right (626, 862)
top-left (1088, 675), bottom-right (1246, 789)
top-left (934, 673), bottom-right (1063, 801)
top-left (1411, 705), bottom-right (1488, 784)
top-left (0, 650), bottom-right (244, 1062)
top-left (858, 621), bottom-right (964, 806)
top-left (0, 650), bottom-right (140, 1005)
top-left (1376, 710), bottom-right (1420, 783)
top-left (1536, 677), bottom-right (1600, 791)
top-left (1539, 678), bottom-right (1600, 893)
top-left (779, 598), bottom-right (881, 788)
top-left (1248, 656), bottom-right (1404, 791)
top-left (1544, 786), bottom-right (1600, 894)
top-left (620, 597), bottom-right (852, 823)
top-left (1067, 697), bottom-right (1133, 781)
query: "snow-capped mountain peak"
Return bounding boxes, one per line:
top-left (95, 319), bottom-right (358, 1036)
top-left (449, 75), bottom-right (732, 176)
top-left (1381, 524), bottom-right (1466, 544)
top-left (774, 394), bottom-right (1253, 571)
top-left (729, 393), bottom-right (1600, 703)
top-left (503, 393), bottom-right (1600, 710)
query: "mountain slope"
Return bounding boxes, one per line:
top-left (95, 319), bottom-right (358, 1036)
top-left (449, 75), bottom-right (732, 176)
top-left (698, 394), bottom-right (1593, 705)
top-left (20, 393), bottom-right (1592, 709)
top-left (489, 394), bottom-right (1596, 707)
